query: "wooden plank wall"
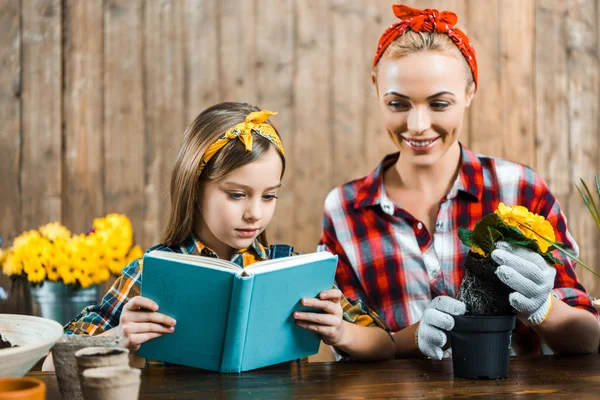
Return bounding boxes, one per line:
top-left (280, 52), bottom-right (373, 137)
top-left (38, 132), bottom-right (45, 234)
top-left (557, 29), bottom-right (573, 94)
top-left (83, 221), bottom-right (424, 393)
top-left (0, 0), bottom-right (599, 297)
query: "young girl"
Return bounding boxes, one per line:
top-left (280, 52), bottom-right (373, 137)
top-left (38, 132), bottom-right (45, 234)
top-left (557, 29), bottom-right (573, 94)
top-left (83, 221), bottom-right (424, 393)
top-left (43, 102), bottom-right (394, 370)
top-left (319, 4), bottom-right (599, 359)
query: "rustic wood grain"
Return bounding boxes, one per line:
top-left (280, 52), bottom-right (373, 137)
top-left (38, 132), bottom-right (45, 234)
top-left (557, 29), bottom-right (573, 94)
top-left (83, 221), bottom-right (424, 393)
top-left (499, 0), bottom-right (536, 166)
top-left (294, 0), bottom-right (333, 253)
top-left (182, 0), bottom-right (220, 123)
top-left (29, 355), bottom-right (600, 399)
top-left (331, 0), bottom-right (367, 186)
top-left (143, 0), bottom-right (185, 246)
top-left (20, 0), bottom-right (62, 230)
top-left (63, 0), bottom-right (104, 234)
top-left (535, 0), bottom-right (570, 199)
top-left (219, 0), bottom-right (256, 104)
top-left (103, 0), bottom-right (145, 247)
top-left (0, 0), bottom-right (22, 305)
top-left (565, 0), bottom-right (600, 296)
top-left (467, 0), bottom-right (503, 156)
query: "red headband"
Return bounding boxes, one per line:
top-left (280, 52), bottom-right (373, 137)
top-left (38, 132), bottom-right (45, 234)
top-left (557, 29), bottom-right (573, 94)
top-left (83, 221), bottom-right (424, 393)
top-left (373, 4), bottom-right (478, 90)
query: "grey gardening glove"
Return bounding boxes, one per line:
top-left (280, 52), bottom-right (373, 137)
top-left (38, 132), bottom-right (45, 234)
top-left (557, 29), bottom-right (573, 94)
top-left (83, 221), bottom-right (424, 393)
top-left (491, 241), bottom-right (556, 326)
top-left (417, 296), bottom-right (466, 360)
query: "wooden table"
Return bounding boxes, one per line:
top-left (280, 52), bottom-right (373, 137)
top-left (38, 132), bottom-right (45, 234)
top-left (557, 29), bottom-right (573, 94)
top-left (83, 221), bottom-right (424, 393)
top-left (27, 355), bottom-right (600, 399)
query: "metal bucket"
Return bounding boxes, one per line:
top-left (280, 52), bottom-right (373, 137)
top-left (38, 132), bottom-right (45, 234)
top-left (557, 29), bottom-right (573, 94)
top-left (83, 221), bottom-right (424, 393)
top-left (30, 282), bottom-right (98, 325)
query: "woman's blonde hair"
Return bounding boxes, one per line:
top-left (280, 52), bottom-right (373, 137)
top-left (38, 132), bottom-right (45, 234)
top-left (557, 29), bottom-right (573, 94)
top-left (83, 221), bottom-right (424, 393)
top-left (372, 30), bottom-right (475, 92)
top-left (161, 102), bottom-right (285, 248)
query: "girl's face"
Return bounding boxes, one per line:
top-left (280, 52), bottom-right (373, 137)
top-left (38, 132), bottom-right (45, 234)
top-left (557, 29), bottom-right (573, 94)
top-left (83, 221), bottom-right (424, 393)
top-left (376, 51), bottom-right (474, 167)
top-left (196, 146), bottom-right (283, 259)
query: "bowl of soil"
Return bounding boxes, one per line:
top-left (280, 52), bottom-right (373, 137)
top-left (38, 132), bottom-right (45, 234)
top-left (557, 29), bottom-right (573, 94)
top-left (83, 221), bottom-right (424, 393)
top-left (0, 314), bottom-right (63, 377)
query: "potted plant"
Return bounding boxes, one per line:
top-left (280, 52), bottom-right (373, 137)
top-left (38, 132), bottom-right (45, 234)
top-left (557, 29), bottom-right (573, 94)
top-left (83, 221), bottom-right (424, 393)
top-left (0, 214), bottom-right (142, 324)
top-left (451, 203), bottom-right (568, 379)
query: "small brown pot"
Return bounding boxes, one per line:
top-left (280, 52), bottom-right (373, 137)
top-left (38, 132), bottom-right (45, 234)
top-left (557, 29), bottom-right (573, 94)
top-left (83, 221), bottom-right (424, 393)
top-left (51, 334), bottom-right (121, 400)
top-left (80, 366), bottom-right (141, 400)
top-left (0, 377), bottom-right (45, 400)
top-left (74, 347), bottom-right (129, 389)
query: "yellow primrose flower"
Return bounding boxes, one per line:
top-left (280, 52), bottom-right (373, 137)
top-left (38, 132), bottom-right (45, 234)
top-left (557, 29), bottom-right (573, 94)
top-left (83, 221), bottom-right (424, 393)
top-left (39, 222), bottom-right (71, 242)
top-left (91, 266), bottom-right (110, 285)
top-left (126, 245), bottom-right (143, 264)
top-left (108, 255), bottom-right (126, 275)
top-left (13, 230), bottom-right (42, 250)
top-left (24, 257), bottom-right (46, 284)
top-left (0, 248), bottom-right (7, 265)
top-left (495, 202), bottom-right (556, 253)
top-left (2, 252), bottom-right (22, 276)
top-left (59, 263), bottom-right (77, 285)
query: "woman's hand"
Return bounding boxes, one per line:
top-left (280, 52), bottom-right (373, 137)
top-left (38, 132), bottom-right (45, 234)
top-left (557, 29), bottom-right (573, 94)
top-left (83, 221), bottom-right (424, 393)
top-left (116, 296), bottom-right (177, 351)
top-left (491, 241), bottom-right (556, 326)
top-left (417, 296), bottom-right (466, 360)
top-left (293, 289), bottom-right (345, 346)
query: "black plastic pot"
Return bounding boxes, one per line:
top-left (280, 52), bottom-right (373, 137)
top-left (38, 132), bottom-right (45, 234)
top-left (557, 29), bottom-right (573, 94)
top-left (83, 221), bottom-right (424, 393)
top-left (449, 315), bottom-right (516, 379)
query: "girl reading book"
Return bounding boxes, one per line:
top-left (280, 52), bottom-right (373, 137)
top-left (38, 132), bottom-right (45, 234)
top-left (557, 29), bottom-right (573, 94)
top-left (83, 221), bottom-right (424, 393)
top-left (43, 102), bottom-right (395, 371)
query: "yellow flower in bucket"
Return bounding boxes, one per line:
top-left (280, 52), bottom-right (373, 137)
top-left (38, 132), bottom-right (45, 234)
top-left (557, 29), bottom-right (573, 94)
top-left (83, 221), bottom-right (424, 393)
top-left (0, 213), bottom-right (142, 287)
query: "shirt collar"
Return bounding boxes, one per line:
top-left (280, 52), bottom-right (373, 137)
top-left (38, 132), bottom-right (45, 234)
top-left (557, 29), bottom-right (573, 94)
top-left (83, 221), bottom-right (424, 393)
top-left (354, 143), bottom-right (483, 209)
top-left (181, 232), bottom-right (268, 261)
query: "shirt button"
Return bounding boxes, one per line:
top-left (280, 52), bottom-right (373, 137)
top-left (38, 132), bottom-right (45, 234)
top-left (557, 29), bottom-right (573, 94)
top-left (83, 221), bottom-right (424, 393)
top-left (416, 222), bottom-right (423, 230)
top-left (431, 270), bottom-right (439, 278)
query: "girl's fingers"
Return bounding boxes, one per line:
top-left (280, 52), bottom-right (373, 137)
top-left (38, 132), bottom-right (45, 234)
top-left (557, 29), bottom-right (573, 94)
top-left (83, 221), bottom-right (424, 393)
top-left (125, 296), bottom-right (158, 312)
top-left (295, 321), bottom-right (336, 338)
top-left (301, 298), bottom-right (341, 315)
top-left (319, 289), bottom-right (342, 302)
top-left (122, 322), bottom-right (175, 335)
top-left (293, 311), bottom-right (339, 327)
top-left (128, 332), bottom-right (164, 349)
top-left (123, 310), bottom-right (176, 327)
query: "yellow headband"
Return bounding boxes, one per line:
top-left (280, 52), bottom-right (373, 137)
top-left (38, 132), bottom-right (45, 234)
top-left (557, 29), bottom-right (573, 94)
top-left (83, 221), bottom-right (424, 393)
top-left (198, 110), bottom-right (284, 174)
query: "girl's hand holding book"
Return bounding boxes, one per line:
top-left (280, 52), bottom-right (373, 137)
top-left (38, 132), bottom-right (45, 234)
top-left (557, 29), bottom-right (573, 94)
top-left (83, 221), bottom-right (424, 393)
top-left (293, 289), bottom-right (345, 346)
top-left (117, 296), bottom-right (177, 351)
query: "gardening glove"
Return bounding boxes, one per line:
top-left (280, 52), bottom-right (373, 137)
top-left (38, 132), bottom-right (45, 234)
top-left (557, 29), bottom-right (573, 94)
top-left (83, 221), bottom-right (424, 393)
top-left (417, 296), bottom-right (466, 360)
top-left (491, 241), bottom-right (556, 326)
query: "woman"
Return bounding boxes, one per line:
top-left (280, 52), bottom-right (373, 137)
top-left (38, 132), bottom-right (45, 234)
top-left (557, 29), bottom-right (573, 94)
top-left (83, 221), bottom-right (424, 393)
top-left (319, 4), bottom-right (599, 359)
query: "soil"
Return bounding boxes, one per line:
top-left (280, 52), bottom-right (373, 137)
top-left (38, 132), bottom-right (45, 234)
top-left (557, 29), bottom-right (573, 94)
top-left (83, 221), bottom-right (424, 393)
top-left (457, 252), bottom-right (515, 316)
top-left (88, 349), bottom-right (124, 357)
top-left (0, 334), bottom-right (17, 349)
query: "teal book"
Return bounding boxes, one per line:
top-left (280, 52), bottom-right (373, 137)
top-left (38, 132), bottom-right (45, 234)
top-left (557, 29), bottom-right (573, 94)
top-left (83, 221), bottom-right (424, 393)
top-left (138, 250), bottom-right (338, 373)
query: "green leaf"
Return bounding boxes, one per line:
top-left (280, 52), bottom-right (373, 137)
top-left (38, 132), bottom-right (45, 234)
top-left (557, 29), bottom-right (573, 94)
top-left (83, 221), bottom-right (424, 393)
top-left (458, 227), bottom-right (475, 248)
top-left (576, 179), bottom-right (600, 229)
top-left (542, 252), bottom-right (563, 266)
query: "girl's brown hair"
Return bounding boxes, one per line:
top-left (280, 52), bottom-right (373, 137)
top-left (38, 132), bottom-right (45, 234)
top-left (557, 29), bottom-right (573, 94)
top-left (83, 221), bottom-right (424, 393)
top-left (160, 102), bottom-right (285, 248)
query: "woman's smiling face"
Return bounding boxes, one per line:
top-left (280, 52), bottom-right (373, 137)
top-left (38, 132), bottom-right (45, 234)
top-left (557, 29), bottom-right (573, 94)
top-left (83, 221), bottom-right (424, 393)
top-left (376, 51), bottom-right (474, 167)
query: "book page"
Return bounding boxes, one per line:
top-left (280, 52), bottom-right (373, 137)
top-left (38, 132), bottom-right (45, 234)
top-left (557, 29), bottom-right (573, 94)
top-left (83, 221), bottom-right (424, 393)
top-left (246, 252), bottom-right (334, 274)
top-left (147, 251), bottom-right (242, 272)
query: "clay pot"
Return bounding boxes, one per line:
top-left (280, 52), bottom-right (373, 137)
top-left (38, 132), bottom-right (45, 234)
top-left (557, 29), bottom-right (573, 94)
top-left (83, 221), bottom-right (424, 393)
top-left (80, 366), bottom-right (141, 400)
top-left (75, 347), bottom-right (129, 389)
top-left (0, 377), bottom-right (45, 400)
top-left (51, 335), bottom-right (121, 400)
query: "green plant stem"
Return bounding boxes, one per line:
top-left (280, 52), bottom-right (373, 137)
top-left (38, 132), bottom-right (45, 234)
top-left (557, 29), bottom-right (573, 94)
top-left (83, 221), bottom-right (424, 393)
top-left (517, 222), bottom-right (600, 278)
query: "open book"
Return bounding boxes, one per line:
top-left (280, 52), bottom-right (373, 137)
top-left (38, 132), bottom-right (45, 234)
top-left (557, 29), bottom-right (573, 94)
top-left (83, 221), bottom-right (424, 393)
top-left (138, 250), bottom-right (338, 373)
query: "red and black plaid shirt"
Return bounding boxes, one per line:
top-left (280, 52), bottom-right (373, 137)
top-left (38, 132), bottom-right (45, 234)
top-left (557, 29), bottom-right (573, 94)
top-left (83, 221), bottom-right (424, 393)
top-left (319, 144), bottom-right (598, 355)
